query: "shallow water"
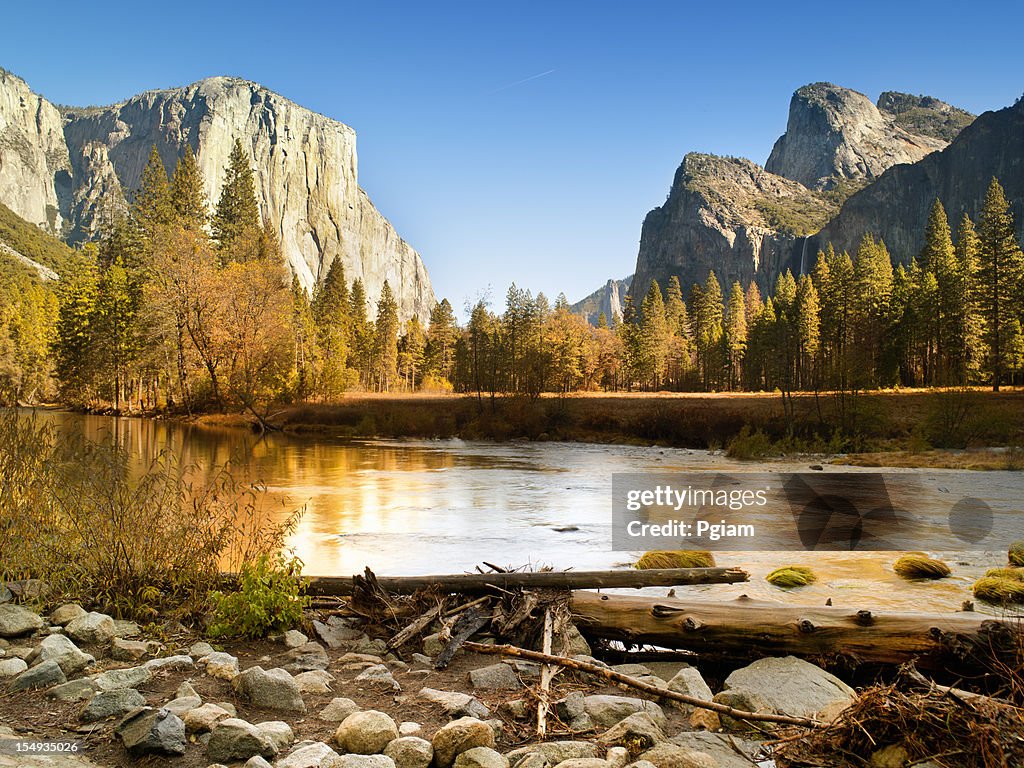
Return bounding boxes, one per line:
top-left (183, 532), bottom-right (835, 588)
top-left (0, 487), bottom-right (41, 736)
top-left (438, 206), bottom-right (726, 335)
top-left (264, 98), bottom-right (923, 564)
top-left (32, 410), bottom-right (1024, 616)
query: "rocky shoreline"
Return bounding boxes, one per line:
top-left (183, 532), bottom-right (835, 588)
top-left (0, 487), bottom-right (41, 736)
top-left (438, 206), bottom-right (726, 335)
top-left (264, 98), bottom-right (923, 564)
top-left (0, 601), bottom-right (868, 768)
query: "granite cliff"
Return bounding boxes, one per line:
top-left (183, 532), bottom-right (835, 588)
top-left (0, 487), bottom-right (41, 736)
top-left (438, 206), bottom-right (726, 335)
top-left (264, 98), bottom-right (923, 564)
top-left (0, 70), bottom-right (435, 321)
top-left (571, 276), bottom-right (631, 325)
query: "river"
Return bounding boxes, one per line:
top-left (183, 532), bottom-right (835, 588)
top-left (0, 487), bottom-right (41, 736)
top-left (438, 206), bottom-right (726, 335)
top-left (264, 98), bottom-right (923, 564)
top-left (29, 411), bottom-right (1024, 616)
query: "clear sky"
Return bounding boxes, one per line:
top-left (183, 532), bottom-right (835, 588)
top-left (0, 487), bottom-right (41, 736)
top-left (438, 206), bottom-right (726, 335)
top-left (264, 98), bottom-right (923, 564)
top-left (5, 1), bottom-right (1024, 314)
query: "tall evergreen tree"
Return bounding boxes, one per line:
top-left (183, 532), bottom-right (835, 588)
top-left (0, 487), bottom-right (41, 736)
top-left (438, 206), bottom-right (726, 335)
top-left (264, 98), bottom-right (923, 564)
top-left (213, 139), bottom-right (262, 253)
top-left (724, 282), bottom-right (747, 390)
top-left (955, 213), bottom-right (984, 382)
top-left (133, 146), bottom-right (174, 241)
top-left (638, 280), bottom-right (668, 389)
top-left (373, 281), bottom-right (399, 392)
top-left (425, 298), bottom-right (459, 385)
top-left (691, 272), bottom-right (724, 390)
top-left (311, 258), bottom-right (352, 397)
top-left (170, 146), bottom-right (208, 232)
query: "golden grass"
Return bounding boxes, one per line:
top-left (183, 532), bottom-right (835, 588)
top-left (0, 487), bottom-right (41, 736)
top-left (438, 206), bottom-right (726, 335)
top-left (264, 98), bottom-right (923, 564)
top-left (766, 566), bottom-right (817, 588)
top-left (635, 550), bottom-right (716, 569)
top-left (985, 567), bottom-right (1024, 581)
top-left (892, 554), bottom-right (952, 580)
top-left (1010, 541), bottom-right (1024, 567)
top-left (973, 576), bottom-right (1024, 604)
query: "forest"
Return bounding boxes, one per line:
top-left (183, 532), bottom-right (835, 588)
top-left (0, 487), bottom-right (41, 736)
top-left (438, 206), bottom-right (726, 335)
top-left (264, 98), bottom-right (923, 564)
top-left (0, 144), bottom-right (1022, 415)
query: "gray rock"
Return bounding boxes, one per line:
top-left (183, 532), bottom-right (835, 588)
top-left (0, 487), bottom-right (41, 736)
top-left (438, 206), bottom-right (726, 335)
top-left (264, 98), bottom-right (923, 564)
top-left (351, 636), bottom-right (389, 656)
top-left (277, 741), bottom-right (341, 768)
top-left (295, 669), bottom-right (335, 694)
top-left (0, 657), bottom-right (28, 677)
top-left (255, 720), bottom-right (294, 753)
top-left (190, 641), bottom-right (216, 657)
top-left (207, 718), bottom-right (277, 762)
top-left (46, 677), bottom-right (99, 701)
top-left (455, 747), bottom-right (509, 768)
top-left (314, 617), bottom-right (365, 648)
top-left (423, 633), bottom-right (445, 656)
top-left (410, 653), bottom-right (432, 667)
top-left (399, 722), bottom-right (422, 736)
top-left (112, 619), bottom-right (141, 638)
top-left (624, 762), bottom-right (659, 768)
top-left (667, 733), bottom-right (766, 768)
top-left (432, 717), bottom-right (496, 768)
top-left (116, 706), bottom-right (187, 756)
top-left (319, 697), bottom-right (361, 722)
top-left (232, 665), bottom-right (306, 713)
top-left (10, 659), bottom-right (66, 690)
top-left (284, 629), bottom-right (309, 648)
top-left (550, 761), bottom-right (610, 768)
top-left (354, 663), bottom-right (401, 691)
top-left (203, 651), bottom-right (240, 680)
top-left (163, 694), bottom-right (203, 716)
top-left (183, 703), bottom-right (233, 733)
top-left (81, 688), bottom-right (147, 722)
top-left (500, 699), bottom-right (530, 720)
top-left (285, 641), bottom-right (331, 672)
top-left (384, 736), bottom-right (434, 768)
top-left (335, 710), bottom-right (399, 754)
top-left (609, 664), bottom-right (652, 677)
top-left (582, 696), bottom-right (665, 728)
top-left (510, 754), bottom-right (551, 768)
top-left (175, 680), bottom-right (199, 699)
top-left (713, 655), bottom-right (855, 731)
top-left (65, 612), bottom-right (116, 645)
top-left (419, 687), bottom-right (491, 719)
top-left (469, 663), bottom-right (522, 691)
top-left (326, 756), bottom-right (397, 768)
top-left (111, 638), bottom-right (151, 661)
top-left (144, 654), bottom-right (194, 672)
top-left (506, 743), bottom-right (599, 765)
top-left (0, 604), bottom-right (44, 637)
top-left (665, 667), bottom-right (714, 713)
top-left (554, 692), bottom-right (594, 732)
top-left (28, 633), bottom-right (95, 676)
top-left (598, 713), bottom-right (666, 751)
top-left (246, 756), bottom-right (274, 768)
top-left (49, 603), bottom-right (87, 627)
top-left (605, 747), bottom-right (629, 768)
top-left (555, 624), bottom-right (591, 657)
top-left (636, 744), bottom-right (717, 768)
top-left (92, 665), bottom-right (152, 691)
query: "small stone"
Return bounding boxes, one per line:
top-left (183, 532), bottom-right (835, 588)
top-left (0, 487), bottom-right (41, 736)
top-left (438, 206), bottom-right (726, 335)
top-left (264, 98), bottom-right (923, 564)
top-left (233, 666), bottom-right (306, 713)
top-left (313, 616), bottom-right (365, 648)
top-left (583, 696), bottom-right (665, 728)
top-left (606, 747), bottom-right (629, 768)
top-left (284, 629), bottom-right (309, 648)
top-left (163, 694), bottom-right (203, 716)
top-left (0, 657), bottom-right (28, 677)
top-left (554, 624), bottom-right (591, 656)
top-left (511, 755), bottom-right (550, 768)
top-left (411, 653), bottom-right (432, 667)
top-left (335, 710), bottom-right (400, 754)
top-left (506, 743), bottom-right (598, 765)
top-left (92, 665), bottom-right (152, 691)
top-left (423, 633), bottom-right (445, 656)
top-left (176, 680), bottom-right (199, 699)
top-left (419, 687), bottom-right (490, 719)
top-left (399, 722), bottom-right (422, 736)
top-left (285, 641), bottom-right (331, 672)
top-left (385, 735), bottom-right (434, 768)
top-left (207, 718), bottom-right (277, 762)
top-left (665, 667), bottom-right (714, 715)
top-left (277, 741), bottom-right (342, 768)
top-left (203, 651), bottom-right (240, 680)
top-left (355, 664), bottom-right (401, 691)
top-left (49, 603), bottom-right (87, 627)
top-left (112, 637), bottom-right (151, 661)
top-left (350, 636), bottom-right (389, 656)
top-left (65, 611), bottom-right (116, 645)
top-left (10, 658), bottom-right (66, 690)
top-left (255, 720), bottom-right (294, 753)
top-left (0, 604), bottom-right (44, 638)
top-left (455, 747), bottom-right (509, 768)
top-left (144, 654), bottom-right (194, 672)
top-left (246, 756), bottom-right (274, 768)
top-left (598, 713), bottom-right (666, 752)
top-left (46, 677), bottom-right (98, 701)
top-left (295, 669), bottom-right (335, 694)
top-left (190, 641), bottom-right (216, 657)
top-left (319, 697), bottom-right (360, 722)
top-left (184, 703), bottom-right (233, 733)
top-left (469, 663), bottom-right (522, 690)
top-left (27, 633), bottom-right (95, 677)
top-left (339, 652), bottom-right (385, 664)
top-left (81, 688), bottom-right (147, 722)
top-left (116, 706), bottom-right (187, 756)
top-left (500, 699), bottom-right (530, 720)
top-left (327, 756), bottom-right (396, 768)
top-left (637, 744), bottom-right (717, 768)
top-left (431, 717), bottom-right (496, 768)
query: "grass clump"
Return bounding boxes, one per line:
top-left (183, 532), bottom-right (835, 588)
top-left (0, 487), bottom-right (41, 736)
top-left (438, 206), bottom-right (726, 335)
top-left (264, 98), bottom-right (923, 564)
top-left (973, 576), bottom-right (1024, 605)
top-left (892, 554), bottom-right (952, 580)
top-left (636, 550), bottom-right (716, 569)
top-left (1009, 541), bottom-right (1024, 567)
top-left (766, 566), bottom-right (817, 588)
top-left (985, 567), bottom-right (1024, 581)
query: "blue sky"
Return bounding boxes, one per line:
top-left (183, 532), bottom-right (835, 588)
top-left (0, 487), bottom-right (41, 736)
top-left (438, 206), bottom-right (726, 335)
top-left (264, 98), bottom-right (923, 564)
top-left (5, 1), bottom-right (1024, 313)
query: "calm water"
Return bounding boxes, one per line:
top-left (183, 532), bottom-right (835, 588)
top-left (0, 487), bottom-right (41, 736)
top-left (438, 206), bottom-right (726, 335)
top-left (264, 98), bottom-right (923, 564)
top-left (30, 410), bottom-right (1024, 615)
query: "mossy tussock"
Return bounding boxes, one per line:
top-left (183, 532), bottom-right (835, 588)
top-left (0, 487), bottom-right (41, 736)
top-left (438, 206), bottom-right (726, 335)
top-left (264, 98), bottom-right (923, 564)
top-left (984, 567), bottom-right (1024, 581)
top-left (1008, 541), bottom-right (1024, 567)
top-left (892, 554), bottom-right (951, 580)
top-left (972, 576), bottom-right (1024, 605)
top-left (766, 566), bottom-right (817, 588)
top-left (635, 550), bottom-right (716, 570)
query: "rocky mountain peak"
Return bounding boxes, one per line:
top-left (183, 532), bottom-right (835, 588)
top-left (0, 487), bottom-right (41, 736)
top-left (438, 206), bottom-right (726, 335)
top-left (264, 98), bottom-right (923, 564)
top-left (876, 91), bottom-right (975, 142)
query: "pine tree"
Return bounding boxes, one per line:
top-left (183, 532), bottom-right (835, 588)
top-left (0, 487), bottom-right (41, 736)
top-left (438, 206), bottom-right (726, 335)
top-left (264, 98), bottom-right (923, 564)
top-left (93, 261), bottom-right (142, 411)
top-left (290, 275), bottom-right (316, 400)
top-left (425, 298), bottom-right (458, 385)
top-left (170, 146), bottom-right (208, 232)
top-left (399, 316), bottom-right (427, 390)
top-left (976, 177), bottom-right (1024, 390)
top-left (795, 275), bottom-right (820, 390)
top-left (691, 272), bottom-right (724, 390)
top-left (724, 282), bottom-right (746, 390)
top-left (955, 214), bottom-right (984, 382)
top-left (853, 235), bottom-right (895, 386)
top-left (54, 261), bottom-right (100, 403)
top-left (213, 139), bottom-right (262, 254)
top-left (311, 258), bottom-right (351, 397)
top-left (132, 146), bottom-right (174, 241)
top-left (349, 279), bottom-right (373, 387)
top-left (920, 199), bottom-right (959, 383)
top-left (638, 280), bottom-right (668, 389)
top-left (373, 281), bottom-right (399, 392)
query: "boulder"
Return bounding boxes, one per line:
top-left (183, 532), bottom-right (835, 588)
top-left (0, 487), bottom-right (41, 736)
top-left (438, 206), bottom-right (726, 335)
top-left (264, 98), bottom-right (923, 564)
top-left (285, 641), bottom-right (331, 672)
top-left (319, 697), bottom-right (361, 722)
top-left (65, 611), bottom-right (115, 645)
top-left (384, 736), bottom-right (434, 768)
top-left (189, 641), bottom-right (216, 657)
top-left (314, 617), bottom-right (365, 648)
top-left (46, 677), bottom-right (98, 702)
top-left (582, 696), bottom-right (666, 728)
top-left (598, 713), bottom-right (666, 752)
top-left (431, 717), bottom-right (496, 768)
top-left (284, 629), bottom-right (309, 648)
top-left (554, 692), bottom-right (593, 731)
top-left (507, 743), bottom-right (598, 765)
top-left (162, 694), bottom-right (203, 717)
top-left (455, 747), bottom-right (509, 768)
top-left (255, 720), bottom-right (294, 753)
top-left (112, 619), bottom-right (141, 638)
top-left (246, 757), bottom-right (274, 768)
top-left (80, 688), bottom-right (147, 722)
top-left (606, 747), bottom-right (630, 768)
top-left (278, 741), bottom-right (342, 768)
top-left (354, 663), bottom-right (401, 691)
top-left (0, 657), bottom-right (28, 677)
top-left (203, 651), bottom-right (240, 680)
top-left (713, 655), bottom-right (855, 731)
top-left (28, 633), bottom-right (95, 676)
top-left (232, 666), bottom-right (306, 713)
top-left (295, 669), bottom-right (335, 694)
top-left (0, 604), bottom-right (44, 637)
top-left (335, 710), bottom-right (400, 754)
top-left (326, 756), bottom-right (397, 768)
top-left (10, 659), bottom-right (66, 690)
top-left (207, 718), bottom-right (277, 762)
top-left (469, 663), bottom-right (522, 691)
top-left (184, 703), bottom-right (233, 733)
top-left (116, 706), bottom-right (187, 756)
top-left (636, 744), bottom-right (717, 768)
top-left (419, 687), bottom-right (491, 719)
top-left (667, 733), bottom-right (765, 768)
top-left (511, 754), bottom-right (551, 768)
top-left (92, 665), bottom-right (151, 691)
top-left (49, 603), bottom-right (87, 627)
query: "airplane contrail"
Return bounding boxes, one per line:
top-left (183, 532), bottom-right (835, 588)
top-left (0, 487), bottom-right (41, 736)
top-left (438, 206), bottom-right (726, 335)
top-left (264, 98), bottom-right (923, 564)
top-left (486, 69), bottom-right (556, 95)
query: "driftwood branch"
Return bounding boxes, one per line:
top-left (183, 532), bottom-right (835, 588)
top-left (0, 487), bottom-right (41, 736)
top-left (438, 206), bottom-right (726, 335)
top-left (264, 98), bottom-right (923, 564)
top-left (462, 640), bottom-right (818, 728)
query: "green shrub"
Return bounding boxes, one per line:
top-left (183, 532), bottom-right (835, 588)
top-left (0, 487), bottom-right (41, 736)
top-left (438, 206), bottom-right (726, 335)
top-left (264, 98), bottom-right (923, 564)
top-left (726, 426), bottom-right (778, 459)
top-left (208, 553), bottom-right (309, 640)
top-left (766, 566), bottom-right (817, 587)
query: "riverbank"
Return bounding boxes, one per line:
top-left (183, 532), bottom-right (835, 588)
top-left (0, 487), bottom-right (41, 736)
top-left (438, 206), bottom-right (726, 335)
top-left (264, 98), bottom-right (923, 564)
top-left (189, 389), bottom-right (1024, 466)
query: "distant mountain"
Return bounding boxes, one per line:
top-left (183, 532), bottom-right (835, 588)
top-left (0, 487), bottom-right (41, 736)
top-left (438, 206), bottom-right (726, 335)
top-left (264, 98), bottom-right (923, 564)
top-left (0, 201), bottom-right (78, 282)
top-left (571, 276), bottom-right (631, 325)
top-left (630, 82), bottom-right (977, 301)
top-left (0, 68), bottom-right (435, 321)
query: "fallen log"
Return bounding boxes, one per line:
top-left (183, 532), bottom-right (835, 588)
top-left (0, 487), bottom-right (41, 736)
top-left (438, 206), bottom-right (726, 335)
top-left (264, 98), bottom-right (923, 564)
top-left (463, 641), bottom-right (818, 728)
top-left (305, 567), bottom-right (748, 596)
top-left (570, 591), bottom-right (1021, 670)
